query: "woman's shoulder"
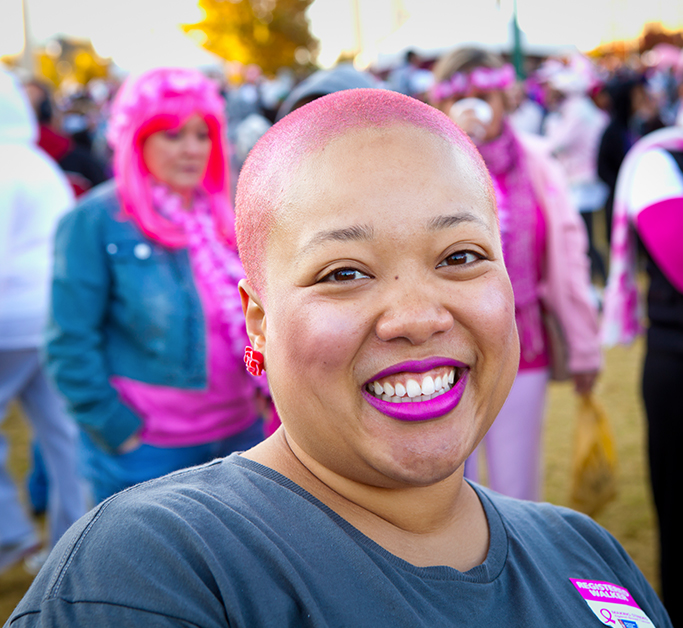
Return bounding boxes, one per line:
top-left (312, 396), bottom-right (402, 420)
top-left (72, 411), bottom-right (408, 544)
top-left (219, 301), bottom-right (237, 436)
top-left (515, 129), bottom-right (553, 159)
top-left (8, 459), bottom-right (246, 626)
top-left (58, 180), bottom-right (138, 240)
top-left (47, 456), bottom-right (295, 551)
top-left (515, 130), bottom-right (568, 189)
top-left (9, 456), bottom-right (322, 625)
top-left (71, 179), bottom-right (121, 216)
top-left (629, 148), bottom-right (683, 212)
top-left (475, 485), bottom-right (635, 569)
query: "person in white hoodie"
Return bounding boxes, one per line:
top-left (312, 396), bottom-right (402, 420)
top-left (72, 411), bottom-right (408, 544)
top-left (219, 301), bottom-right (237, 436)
top-left (542, 61), bottom-right (609, 283)
top-left (0, 68), bottom-right (85, 574)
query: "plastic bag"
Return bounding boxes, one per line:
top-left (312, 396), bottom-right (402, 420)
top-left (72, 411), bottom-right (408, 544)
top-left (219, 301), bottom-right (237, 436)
top-left (570, 394), bottom-right (618, 516)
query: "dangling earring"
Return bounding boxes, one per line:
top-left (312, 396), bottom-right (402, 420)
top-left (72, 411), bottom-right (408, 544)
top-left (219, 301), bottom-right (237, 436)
top-left (244, 346), bottom-right (265, 376)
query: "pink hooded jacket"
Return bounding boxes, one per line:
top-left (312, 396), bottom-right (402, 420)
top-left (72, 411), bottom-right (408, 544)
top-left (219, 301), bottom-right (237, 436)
top-left (519, 133), bottom-right (602, 374)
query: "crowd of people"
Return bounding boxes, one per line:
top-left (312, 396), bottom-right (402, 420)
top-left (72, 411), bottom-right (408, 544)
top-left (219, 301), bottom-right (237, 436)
top-left (0, 40), bottom-right (681, 627)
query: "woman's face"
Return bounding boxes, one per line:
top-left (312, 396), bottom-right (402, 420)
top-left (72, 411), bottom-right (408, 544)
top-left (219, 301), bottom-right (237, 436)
top-left (142, 115), bottom-right (211, 196)
top-left (249, 124), bottom-right (519, 489)
top-left (438, 86), bottom-right (507, 143)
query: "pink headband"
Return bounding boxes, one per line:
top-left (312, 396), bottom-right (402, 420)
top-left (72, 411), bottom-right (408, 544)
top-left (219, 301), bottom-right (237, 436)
top-left (431, 64), bottom-right (516, 102)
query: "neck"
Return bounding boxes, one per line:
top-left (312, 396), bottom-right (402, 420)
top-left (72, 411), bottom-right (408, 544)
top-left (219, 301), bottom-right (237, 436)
top-left (247, 429), bottom-right (472, 535)
top-left (243, 429), bottom-right (489, 570)
top-left (153, 179), bottom-right (195, 209)
top-left (176, 188), bottom-right (194, 209)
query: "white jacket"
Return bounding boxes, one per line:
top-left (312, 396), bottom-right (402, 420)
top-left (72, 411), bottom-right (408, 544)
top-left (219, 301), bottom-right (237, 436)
top-left (0, 69), bottom-right (74, 349)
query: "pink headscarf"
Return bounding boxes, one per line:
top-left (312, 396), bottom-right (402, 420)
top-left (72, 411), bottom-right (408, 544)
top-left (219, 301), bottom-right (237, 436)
top-left (107, 67), bottom-right (235, 248)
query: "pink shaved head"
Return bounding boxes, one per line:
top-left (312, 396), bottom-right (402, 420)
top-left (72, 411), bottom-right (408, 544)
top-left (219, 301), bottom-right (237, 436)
top-left (235, 88), bottom-right (492, 296)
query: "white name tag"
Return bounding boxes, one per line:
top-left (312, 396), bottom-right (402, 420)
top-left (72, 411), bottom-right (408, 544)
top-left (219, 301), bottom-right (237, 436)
top-left (570, 579), bottom-right (656, 627)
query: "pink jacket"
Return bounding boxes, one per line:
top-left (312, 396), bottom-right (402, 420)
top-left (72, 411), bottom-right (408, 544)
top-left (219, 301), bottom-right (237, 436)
top-left (519, 132), bottom-right (602, 374)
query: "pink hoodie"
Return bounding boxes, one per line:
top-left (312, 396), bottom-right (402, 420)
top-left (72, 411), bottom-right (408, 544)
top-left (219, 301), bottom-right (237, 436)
top-left (520, 133), bottom-right (602, 374)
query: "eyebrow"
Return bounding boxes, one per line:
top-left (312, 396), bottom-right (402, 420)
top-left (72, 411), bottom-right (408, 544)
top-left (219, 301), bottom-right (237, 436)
top-left (428, 212), bottom-right (494, 234)
top-left (299, 223), bottom-right (374, 257)
top-left (297, 211), bottom-right (492, 260)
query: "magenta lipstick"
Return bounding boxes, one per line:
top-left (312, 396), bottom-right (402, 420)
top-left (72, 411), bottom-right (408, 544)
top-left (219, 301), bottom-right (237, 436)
top-left (362, 358), bottom-right (469, 422)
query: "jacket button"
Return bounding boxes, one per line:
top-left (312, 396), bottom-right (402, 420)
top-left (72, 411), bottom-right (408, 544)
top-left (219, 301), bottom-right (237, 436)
top-left (106, 243), bottom-right (118, 254)
top-left (134, 243), bottom-right (152, 260)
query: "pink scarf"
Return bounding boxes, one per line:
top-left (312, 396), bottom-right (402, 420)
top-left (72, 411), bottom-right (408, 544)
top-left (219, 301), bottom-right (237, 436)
top-left (602, 126), bottom-right (683, 346)
top-left (478, 122), bottom-right (545, 361)
top-left (151, 184), bottom-right (248, 362)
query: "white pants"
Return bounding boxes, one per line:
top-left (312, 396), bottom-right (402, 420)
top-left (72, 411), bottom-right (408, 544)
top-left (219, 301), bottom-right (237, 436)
top-left (464, 368), bottom-right (550, 501)
top-left (0, 348), bottom-right (86, 547)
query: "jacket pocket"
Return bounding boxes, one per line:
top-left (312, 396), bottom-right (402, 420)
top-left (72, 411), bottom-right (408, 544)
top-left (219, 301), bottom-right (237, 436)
top-left (106, 239), bottom-right (184, 353)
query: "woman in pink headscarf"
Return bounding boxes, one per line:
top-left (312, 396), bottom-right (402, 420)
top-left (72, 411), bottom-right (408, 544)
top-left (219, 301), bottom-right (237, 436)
top-left (45, 68), bottom-right (268, 504)
top-left (430, 47), bottom-right (601, 501)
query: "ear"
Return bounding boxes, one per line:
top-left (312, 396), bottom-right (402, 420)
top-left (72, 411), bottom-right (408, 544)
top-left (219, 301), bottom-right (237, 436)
top-left (238, 278), bottom-right (267, 353)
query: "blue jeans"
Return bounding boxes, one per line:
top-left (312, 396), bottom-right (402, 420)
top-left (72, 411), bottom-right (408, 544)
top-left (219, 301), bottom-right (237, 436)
top-left (80, 419), bottom-right (265, 505)
top-left (0, 349), bottom-right (86, 548)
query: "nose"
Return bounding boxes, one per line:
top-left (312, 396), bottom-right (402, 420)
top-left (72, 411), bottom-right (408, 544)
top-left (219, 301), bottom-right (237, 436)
top-left (182, 133), bottom-right (209, 156)
top-left (375, 286), bottom-right (454, 346)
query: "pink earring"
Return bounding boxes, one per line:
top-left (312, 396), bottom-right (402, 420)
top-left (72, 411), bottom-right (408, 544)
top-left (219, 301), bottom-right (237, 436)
top-left (244, 346), bottom-right (265, 376)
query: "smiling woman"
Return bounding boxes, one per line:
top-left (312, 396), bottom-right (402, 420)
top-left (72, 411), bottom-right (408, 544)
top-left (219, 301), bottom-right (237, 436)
top-left (6, 89), bottom-right (673, 628)
top-left (239, 120), bottom-right (517, 500)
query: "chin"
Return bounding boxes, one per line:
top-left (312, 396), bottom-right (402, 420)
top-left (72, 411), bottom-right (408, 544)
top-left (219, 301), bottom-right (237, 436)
top-left (373, 437), bottom-right (470, 488)
top-left (382, 459), bottom-right (462, 489)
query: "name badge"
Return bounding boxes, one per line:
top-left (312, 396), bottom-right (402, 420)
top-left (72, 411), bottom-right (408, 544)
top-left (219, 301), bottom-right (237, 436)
top-left (570, 579), bottom-right (656, 627)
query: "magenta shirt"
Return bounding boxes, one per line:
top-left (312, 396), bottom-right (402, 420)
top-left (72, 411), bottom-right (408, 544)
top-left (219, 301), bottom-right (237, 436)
top-left (110, 259), bottom-right (260, 448)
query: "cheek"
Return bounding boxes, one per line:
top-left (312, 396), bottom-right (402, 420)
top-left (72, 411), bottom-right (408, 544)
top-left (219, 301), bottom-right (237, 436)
top-left (143, 141), bottom-right (169, 178)
top-left (483, 93), bottom-right (506, 135)
top-left (271, 298), bottom-right (368, 376)
top-left (464, 277), bottom-right (517, 353)
top-left (195, 141), bottom-right (212, 170)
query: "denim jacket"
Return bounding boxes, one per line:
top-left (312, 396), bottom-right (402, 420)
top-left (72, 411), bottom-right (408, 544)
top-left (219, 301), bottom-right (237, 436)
top-left (45, 181), bottom-right (207, 452)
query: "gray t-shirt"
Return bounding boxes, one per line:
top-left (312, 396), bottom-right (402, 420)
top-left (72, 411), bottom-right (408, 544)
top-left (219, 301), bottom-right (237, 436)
top-left (6, 454), bottom-right (672, 627)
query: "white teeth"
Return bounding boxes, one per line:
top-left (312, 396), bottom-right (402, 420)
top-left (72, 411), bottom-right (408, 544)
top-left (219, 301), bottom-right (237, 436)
top-left (367, 367), bottom-right (460, 403)
top-left (421, 376), bottom-right (435, 396)
top-left (406, 379), bottom-right (422, 398)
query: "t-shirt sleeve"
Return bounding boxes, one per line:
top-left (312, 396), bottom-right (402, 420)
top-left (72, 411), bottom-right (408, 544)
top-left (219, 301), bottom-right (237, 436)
top-left (7, 602), bottom-right (203, 627)
top-left (628, 148), bottom-right (683, 291)
top-left (5, 491), bottom-right (230, 628)
top-left (558, 507), bottom-right (674, 628)
top-left (628, 148), bottom-right (683, 216)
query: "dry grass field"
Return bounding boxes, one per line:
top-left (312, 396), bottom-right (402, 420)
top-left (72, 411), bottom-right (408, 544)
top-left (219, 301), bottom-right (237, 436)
top-left (0, 338), bottom-right (658, 623)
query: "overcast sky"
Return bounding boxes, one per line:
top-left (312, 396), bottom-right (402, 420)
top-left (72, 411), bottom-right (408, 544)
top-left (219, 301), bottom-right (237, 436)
top-left (2, 0), bottom-right (683, 73)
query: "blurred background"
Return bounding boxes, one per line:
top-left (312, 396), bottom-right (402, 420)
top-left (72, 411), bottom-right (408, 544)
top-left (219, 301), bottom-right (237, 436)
top-left (2, 0), bottom-right (683, 622)
top-left (2, 0), bottom-right (683, 85)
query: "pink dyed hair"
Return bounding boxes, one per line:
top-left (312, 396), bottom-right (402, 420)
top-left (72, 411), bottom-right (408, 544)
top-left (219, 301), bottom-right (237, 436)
top-left (235, 88), bottom-right (492, 295)
top-left (107, 67), bottom-right (234, 248)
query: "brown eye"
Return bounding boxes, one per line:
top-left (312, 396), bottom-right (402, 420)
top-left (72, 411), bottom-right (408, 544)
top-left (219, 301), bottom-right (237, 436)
top-left (437, 251), bottom-right (481, 267)
top-left (320, 268), bottom-right (369, 283)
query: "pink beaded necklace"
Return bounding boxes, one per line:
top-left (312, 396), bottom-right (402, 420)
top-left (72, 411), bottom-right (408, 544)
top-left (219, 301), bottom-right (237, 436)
top-left (151, 183), bottom-right (248, 361)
